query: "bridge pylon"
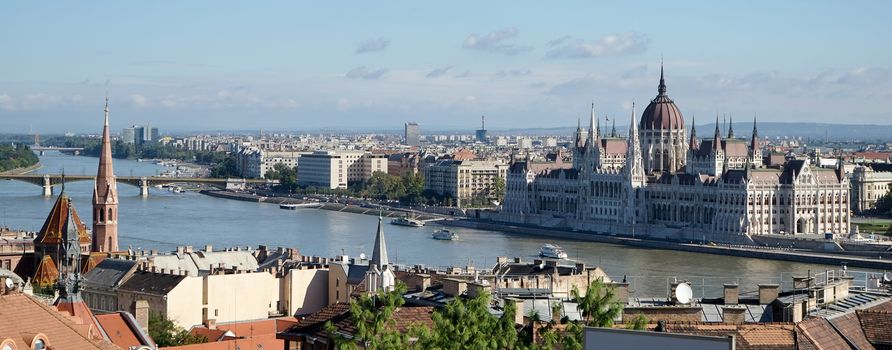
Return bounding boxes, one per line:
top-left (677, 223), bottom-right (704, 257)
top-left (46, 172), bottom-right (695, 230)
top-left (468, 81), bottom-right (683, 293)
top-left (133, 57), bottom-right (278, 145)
top-left (42, 174), bottom-right (53, 197)
top-left (139, 177), bottom-right (149, 198)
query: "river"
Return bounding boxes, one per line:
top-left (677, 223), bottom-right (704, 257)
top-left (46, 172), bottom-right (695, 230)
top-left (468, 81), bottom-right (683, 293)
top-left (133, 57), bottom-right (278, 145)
top-left (0, 152), bottom-right (867, 297)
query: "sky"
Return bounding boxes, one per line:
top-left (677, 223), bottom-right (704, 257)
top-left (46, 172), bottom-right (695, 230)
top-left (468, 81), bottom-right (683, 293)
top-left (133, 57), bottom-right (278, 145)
top-left (1, 1), bottom-right (891, 134)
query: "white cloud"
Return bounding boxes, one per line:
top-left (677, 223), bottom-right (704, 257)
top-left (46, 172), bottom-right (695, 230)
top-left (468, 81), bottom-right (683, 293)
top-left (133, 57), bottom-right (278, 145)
top-left (546, 32), bottom-right (649, 59)
top-left (355, 38), bottom-right (390, 54)
top-left (0, 94), bottom-right (16, 111)
top-left (130, 94), bottom-right (148, 107)
top-left (426, 66), bottom-right (454, 78)
top-left (21, 93), bottom-right (60, 110)
top-left (493, 69), bottom-right (532, 79)
top-left (345, 66), bottom-right (389, 80)
top-left (463, 27), bottom-right (533, 56)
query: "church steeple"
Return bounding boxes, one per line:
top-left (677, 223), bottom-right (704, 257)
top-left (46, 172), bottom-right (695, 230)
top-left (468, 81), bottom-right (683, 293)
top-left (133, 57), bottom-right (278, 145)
top-left (658, 61), bottom-right (667, 96)
top-left (713, 115), bottom-right (722, 153)
top-left (624, 103), bottom-right (645, 182)
top-left (93, 96), bottom-right (119, 253)
top-left (610, 117), bottom-right (617, 138)
top-left (371, 216), bottom-right (389, 268)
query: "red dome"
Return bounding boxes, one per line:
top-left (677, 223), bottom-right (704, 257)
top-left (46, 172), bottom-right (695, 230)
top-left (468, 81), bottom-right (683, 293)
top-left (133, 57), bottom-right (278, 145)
top-left (639, 68), bottom-right (684, 130)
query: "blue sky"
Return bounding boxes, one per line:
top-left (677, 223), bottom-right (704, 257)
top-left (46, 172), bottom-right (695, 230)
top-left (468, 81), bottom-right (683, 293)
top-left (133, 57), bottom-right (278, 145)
top-left (1, 1), bottom-right (890, 133)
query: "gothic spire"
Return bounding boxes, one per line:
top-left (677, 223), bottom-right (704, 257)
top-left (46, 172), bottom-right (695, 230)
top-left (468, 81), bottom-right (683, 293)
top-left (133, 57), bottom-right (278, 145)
top-left (93, 96), bottom-right (119, 253)
top-left (371, 216), bottom-right (389, 268)
top-left (713, 115), bottom-right (722, 153)
top-left (727, 115), bottom-right (735, 139)
top-left (610, 116), bottom-right (617, 138)
top-left (751, 115), bottom-right (760, 153)
top-left (624, 102), bottom-right (644, 180)
top-left (689, 115), bottom-right (699, 149)
top-left (658, 61), bottom-right (667, 96)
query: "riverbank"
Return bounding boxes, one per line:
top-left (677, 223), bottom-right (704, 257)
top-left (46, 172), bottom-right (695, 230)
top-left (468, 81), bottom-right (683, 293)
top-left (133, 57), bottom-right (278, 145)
top-left (443, 220), bottom-right (892, 270)
top-left (0, 163), bottom-right (41, 175)
top-left (200, 190), bottom-right (446, 221)
top-left (199, 189), bottom-right (892, 269)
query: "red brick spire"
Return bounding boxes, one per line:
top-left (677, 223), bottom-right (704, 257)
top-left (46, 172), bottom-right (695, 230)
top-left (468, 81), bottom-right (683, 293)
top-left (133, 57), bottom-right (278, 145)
top-left (92, 96), bottom-right (118, 252)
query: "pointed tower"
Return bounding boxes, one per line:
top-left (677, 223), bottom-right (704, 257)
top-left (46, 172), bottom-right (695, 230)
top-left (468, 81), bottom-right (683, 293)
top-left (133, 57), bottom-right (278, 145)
top-left (93, 97), bottom-right (119, 252)
top-left (727, 115), bottom-right (735, 139)
top-left (710, 115), bottom-right (726, 176)
top-left (371, 216), bottom-right (388, 269)
top-left (623, 103), bottom-right (646, 226)
top-left (624, 103), bottom-right (646, 184)
top-left (610, 117), bottom-right (618, 138)
top-left (750, 116), bottom-right (763, 168)
top-left (689, 115), bottom-right (699, 150)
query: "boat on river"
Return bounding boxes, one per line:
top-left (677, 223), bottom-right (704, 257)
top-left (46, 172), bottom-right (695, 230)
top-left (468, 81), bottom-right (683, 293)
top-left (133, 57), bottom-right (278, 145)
top-left (432, 229), bottom-right (458, 241)
top-left (538, 244), bottom-right (568, 259)
top-left (391, 215), bottom-right (425, 227)
top-left (280, 203), bottom-right (298, 210)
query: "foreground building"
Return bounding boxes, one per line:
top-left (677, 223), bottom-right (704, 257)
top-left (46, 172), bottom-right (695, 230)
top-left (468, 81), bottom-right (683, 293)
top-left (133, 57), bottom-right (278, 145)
top-left (499, 67), bottom-right (851, 242)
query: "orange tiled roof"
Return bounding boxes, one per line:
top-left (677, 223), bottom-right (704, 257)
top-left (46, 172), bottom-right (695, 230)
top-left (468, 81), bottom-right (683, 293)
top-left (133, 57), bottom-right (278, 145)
top-left (646, 323), bottom-right (797, 350)
top-left (159, 333), bottom-right (280, 350)
top-left (33, 254), bottom-right (60, 286)
top-left (82, 252), bottom-right (109, 274)
top-left (857, 309), bottom-right (892, 345)
top-left (55, 299), bottom-right (104, 340)
top-left (35, 193), bottom-right (91, 246)
top-left (0, 293), bottom-right (119, 350)
top-left (95, 313), bottom-right (143, 349)
top-left (794, 318), bottom-right (849, 349)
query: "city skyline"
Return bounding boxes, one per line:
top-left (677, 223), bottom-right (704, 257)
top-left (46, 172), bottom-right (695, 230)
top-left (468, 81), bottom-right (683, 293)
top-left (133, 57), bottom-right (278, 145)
top-left (2, 1), bottom-right (892, 133)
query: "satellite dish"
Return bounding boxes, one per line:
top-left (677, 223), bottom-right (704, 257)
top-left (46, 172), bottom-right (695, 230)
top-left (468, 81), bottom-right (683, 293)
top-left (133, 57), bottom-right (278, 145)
top-left (4, 278), bottom-right (13, 289)
top-left (883, 272), bottom-right (892, 283)
top-left (675, 283), bottom-right (693, 304)
top-left (359, 253), bottom-right (367, 260)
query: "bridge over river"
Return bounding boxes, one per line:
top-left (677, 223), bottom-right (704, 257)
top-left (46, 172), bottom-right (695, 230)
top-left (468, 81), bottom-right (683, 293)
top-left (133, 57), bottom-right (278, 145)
top-left (0, 173), bottom-right (278, 197)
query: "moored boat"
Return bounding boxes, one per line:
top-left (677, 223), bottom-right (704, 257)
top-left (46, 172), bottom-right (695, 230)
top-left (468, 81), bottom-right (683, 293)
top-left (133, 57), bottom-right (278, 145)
top-left (391, 216), bottom-right (425, 227)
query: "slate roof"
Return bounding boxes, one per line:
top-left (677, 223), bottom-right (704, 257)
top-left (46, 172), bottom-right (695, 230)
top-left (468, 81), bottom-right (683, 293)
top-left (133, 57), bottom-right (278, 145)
top-left (118, 270), bottom-right (186, 295)
top-left (83, 258), bottom-right (137, 289)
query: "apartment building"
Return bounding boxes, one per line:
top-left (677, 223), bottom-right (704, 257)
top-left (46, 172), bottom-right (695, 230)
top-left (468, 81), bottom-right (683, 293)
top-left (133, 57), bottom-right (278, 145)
top-left (297, 150), bottom-right (388, 189)
top-left (423, 159), bottom-right (508, 207)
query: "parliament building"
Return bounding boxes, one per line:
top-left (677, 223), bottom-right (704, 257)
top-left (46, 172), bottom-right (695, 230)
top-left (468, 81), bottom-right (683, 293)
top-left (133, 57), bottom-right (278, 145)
top-left (498, 67), bottom-right (851, 243)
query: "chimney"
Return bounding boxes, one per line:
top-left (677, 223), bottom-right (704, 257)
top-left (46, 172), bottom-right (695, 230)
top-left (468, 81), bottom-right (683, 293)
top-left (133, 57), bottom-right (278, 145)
top-left (466, 281), bottom-right (491, 299)
top-left (514, 257), bottom-right (522, 264)
top-left (504, 298), bottom-right (525, 326)
top-left (132, 300), bottom-right (150, 335)
top-left (176, 246), bottom-right (184, 254)
top-left (442, 278), bottom-right (467, 297)
top-left (574, 263), bottom-right (586, 273)
top-left (204, 318), bottom-right (217, 330)
top-left (204, 245), bottom-right (213, 253)
top-left (722, 306), bottom-right (746, 325)
top-left (496, 256), bottom-right (508, 265)
top-left (758, 284), bottom-right (780, 305)
top-left (723, 284), bottom-right (739, 305)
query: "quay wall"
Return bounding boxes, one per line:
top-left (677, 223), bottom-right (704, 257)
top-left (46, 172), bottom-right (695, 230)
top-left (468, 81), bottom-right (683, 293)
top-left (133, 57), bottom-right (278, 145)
top-left (441, 220), bottom-right (892, 270)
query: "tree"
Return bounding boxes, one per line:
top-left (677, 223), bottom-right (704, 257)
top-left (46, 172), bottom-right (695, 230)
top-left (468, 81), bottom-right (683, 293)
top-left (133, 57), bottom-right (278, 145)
top-left (550, 278), bottom-right (626, 349)
top-left (148, 313), bottom-right (207, 347)
top-left (627, 313), bottom-right (649, 330)
top-left (323, 283), bottom-right (411, 350)
top-left (874, 191), bottom-right (892, 216)
top-left (265, 163), bottom-right (298, 193)
top-left (492, 176), bottom-right (506, 203)
top-left (210, 155), bottom-right (239, 178)
top-left (414, 293), bottom-right (522, 350)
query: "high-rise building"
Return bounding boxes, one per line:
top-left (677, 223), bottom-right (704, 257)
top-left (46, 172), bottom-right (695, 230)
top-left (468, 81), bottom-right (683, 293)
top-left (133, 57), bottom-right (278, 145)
top-left (475, 116), bottom-right (488, 142)
top-left (122, 127), bottom-right (136, 144)
top-left (404, 122), bottom-right (420, 147)
top-left (93, 97), bottom-right (119, 253)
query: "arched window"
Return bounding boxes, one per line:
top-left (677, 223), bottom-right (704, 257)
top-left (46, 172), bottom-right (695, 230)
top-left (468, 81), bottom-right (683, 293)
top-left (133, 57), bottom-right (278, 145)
top-left (108, 208), bottom-right (113, 221)
top-left (99, 209), bottom-right (105, 222)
